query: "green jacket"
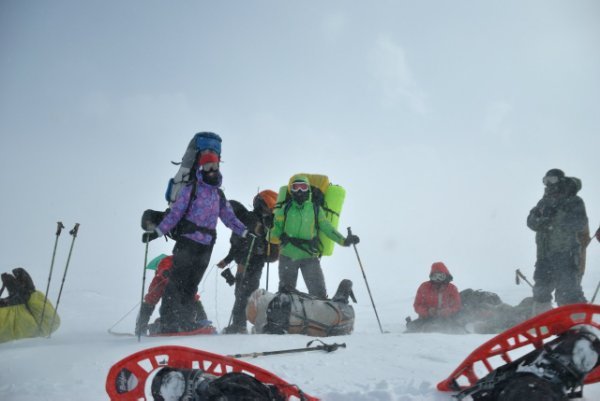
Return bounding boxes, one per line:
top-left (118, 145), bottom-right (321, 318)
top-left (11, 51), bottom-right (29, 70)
top-left (270, 175), bottom-right (345, 261)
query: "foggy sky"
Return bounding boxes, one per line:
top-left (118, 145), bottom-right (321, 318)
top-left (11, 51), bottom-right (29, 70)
top-left (1, 1), bottom-right (599, 318)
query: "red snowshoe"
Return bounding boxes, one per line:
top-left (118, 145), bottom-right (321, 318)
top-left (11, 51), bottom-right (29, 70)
top-left (106, 345), bottom-right (319, 401)
top-left (438, 303), bottom-right (600, 392)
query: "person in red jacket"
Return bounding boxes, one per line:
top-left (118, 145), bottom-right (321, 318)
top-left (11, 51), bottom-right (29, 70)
top-left (406, 262), bottom-right (463, 333)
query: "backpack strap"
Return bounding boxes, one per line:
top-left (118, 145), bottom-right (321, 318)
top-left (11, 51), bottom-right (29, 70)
top-left (280, 200), bottom-right (323, 257)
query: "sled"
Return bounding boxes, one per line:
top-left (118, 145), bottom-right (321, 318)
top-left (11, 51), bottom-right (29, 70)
top-left (107, 324), bottom-right (217, 338)
top-left (106, 345), bottom-right (319, 401)
top-left (437, 303), bottom-right (600, 391)
top-left (148, 324), bottom-right (217, 337)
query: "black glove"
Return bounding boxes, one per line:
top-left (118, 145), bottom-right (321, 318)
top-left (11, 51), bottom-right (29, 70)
top-left (343, 234), bottom-right (360, 247)
top-left (595, 227), bottom-right (600, 243)
top-left (142, 231), bottom-right (159, 243)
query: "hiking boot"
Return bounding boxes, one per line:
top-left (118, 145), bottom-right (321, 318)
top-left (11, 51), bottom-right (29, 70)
top-left (222, 324), bottom-right (248, 334)
top-left (12, 268), bottom-right (35, 295)
top-left (135, 302), bottom-right (155, 336)
top-left (194, 300), bottom-right (207, 322)
top-left (332, 279), bottom-right (356, 304)
top-left (0, 273), bottom-right (28, 306)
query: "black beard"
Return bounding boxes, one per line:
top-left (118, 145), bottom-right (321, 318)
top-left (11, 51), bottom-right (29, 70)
top-left (202, 170), bottom-right (221, 186)
top-left (292, 191), bottom-right (309, 204)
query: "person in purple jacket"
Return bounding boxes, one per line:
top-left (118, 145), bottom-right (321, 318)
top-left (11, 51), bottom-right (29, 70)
top-left (142, 152), bottom-right (249, 333)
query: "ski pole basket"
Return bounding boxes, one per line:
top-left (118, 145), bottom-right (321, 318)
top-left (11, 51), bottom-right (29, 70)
top-left (437, 303), bottom-right (600, 391)
top-left (106, 345), bottom-right (319, 400)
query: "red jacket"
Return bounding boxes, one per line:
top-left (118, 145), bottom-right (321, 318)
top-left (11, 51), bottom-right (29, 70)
top-left (144, 256), bottom-right (200, 305)
top-left (413, 262), bottom-right (461, 318)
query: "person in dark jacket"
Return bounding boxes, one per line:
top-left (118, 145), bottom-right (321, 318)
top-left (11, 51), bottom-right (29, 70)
top-left (406, 262), bottom-right (463, 333)
top-left (217, 190), bottom-right (280, 334)
top-left (143, 152), bottom-right (248, 333)
top-left (527, 169), bottom-right (588, 315)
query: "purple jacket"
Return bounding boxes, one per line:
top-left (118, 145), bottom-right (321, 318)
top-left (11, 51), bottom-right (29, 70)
top-left (157, 170), bottom-right (246, 245)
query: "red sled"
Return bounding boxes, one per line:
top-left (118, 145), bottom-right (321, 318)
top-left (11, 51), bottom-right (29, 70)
top-left (437, 303), bottom-right (600, 391)
top-left (148, 325), bottom-right (217, 337)
top-left (106, 345), bottom-right (319, 401)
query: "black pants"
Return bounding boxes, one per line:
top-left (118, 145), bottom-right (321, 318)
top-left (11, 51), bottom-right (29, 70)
top-left (229, 262), bottom-right (263, 328)
top-left (533, 252), bottom-right (586, 305)
top-left (159, 238), bottom-right (213, 332)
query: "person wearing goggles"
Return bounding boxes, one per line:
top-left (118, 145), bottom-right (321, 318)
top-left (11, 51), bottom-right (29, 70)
top-left (406, 262), bottom-right (462, 333)
top-left (270, 175), bottom-right (360, 299)
top-left (527, 169), bottom-right (588, 316)
top-left (141, 150), bottom-right (249, 334)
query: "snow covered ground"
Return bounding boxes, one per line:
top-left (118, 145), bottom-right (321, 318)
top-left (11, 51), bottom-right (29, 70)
top-left (3, 265), bottom-right (600, 401)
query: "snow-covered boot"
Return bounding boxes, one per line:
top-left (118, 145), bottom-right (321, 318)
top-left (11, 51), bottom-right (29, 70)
top-left (151, 367), bottom-right (211, 401)
top-left (135, 302), bottom-right (155, 336)
top-left (332, 279), bottom-right (356, 304)
top-left (222, 324), bottom-right (248, 334)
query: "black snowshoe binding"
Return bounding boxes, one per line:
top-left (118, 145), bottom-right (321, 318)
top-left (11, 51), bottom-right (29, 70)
top-left (150, 367), bottom-right (285, 401)
top-left (455, 325), bottom-right (600, 401)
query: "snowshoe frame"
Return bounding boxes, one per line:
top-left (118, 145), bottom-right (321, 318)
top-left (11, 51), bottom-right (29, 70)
top-left (106, 345), bottom-right (319, 401)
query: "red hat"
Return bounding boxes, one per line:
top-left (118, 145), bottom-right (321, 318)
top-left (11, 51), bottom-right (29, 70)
top-left (198, 152), bottom-right (219, 166)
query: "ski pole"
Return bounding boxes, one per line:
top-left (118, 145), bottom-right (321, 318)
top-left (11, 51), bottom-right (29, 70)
top-left (515, 269), bottom-right (534, 288)
top-left (39, 221), bottom-right (65, 335)
top-left (265, 231), bottom-right (271, 292)
top-left (228, 339), bottom-right (345, 359)
top-left (48, 223), bottom-right (79, 338)
top-left (591, 281), bottom-right (600, 304)
top-left (348, 227), bottom-right (384, 334)
top-left (227, 233), bottom-right (256, 327)
top-left (138, 239), bottom-right (150, 342)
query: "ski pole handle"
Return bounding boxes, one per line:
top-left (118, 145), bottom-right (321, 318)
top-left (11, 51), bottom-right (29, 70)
top-left (56, 221), bottom-right (65, 236)
top-left (347, 227), bottom-right (353, 237)
top-left (69, 223), bottom-right (80, 237)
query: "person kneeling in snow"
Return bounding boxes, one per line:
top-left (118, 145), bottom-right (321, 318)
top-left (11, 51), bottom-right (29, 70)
top-left (406, 262), bottom-right (463, 334)
top-left (0, 268), bottom-right (60, 343)
top-left (135, 254), bottom-right (208, 336)
top-left (455, 325), bottom-right (600, 401)
top-left (246, 279), bottom-right (356, 336)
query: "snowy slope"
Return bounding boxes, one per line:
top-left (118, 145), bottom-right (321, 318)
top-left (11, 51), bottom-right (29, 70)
top-left (3, 271), bottom-right (600, 401)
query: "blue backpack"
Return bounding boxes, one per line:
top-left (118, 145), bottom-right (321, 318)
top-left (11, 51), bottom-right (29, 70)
top-left (164, 132), bottom-right (222, 204)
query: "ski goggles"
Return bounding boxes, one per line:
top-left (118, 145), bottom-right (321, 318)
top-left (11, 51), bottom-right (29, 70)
top-left (543, 175), bottom-right (560, 186)
top-left (430, 272), bottom-right (447, 282)
top-left (201, 162), bottom-right (219, 172)
top-left (290, 182), bottom-right (310, 192)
